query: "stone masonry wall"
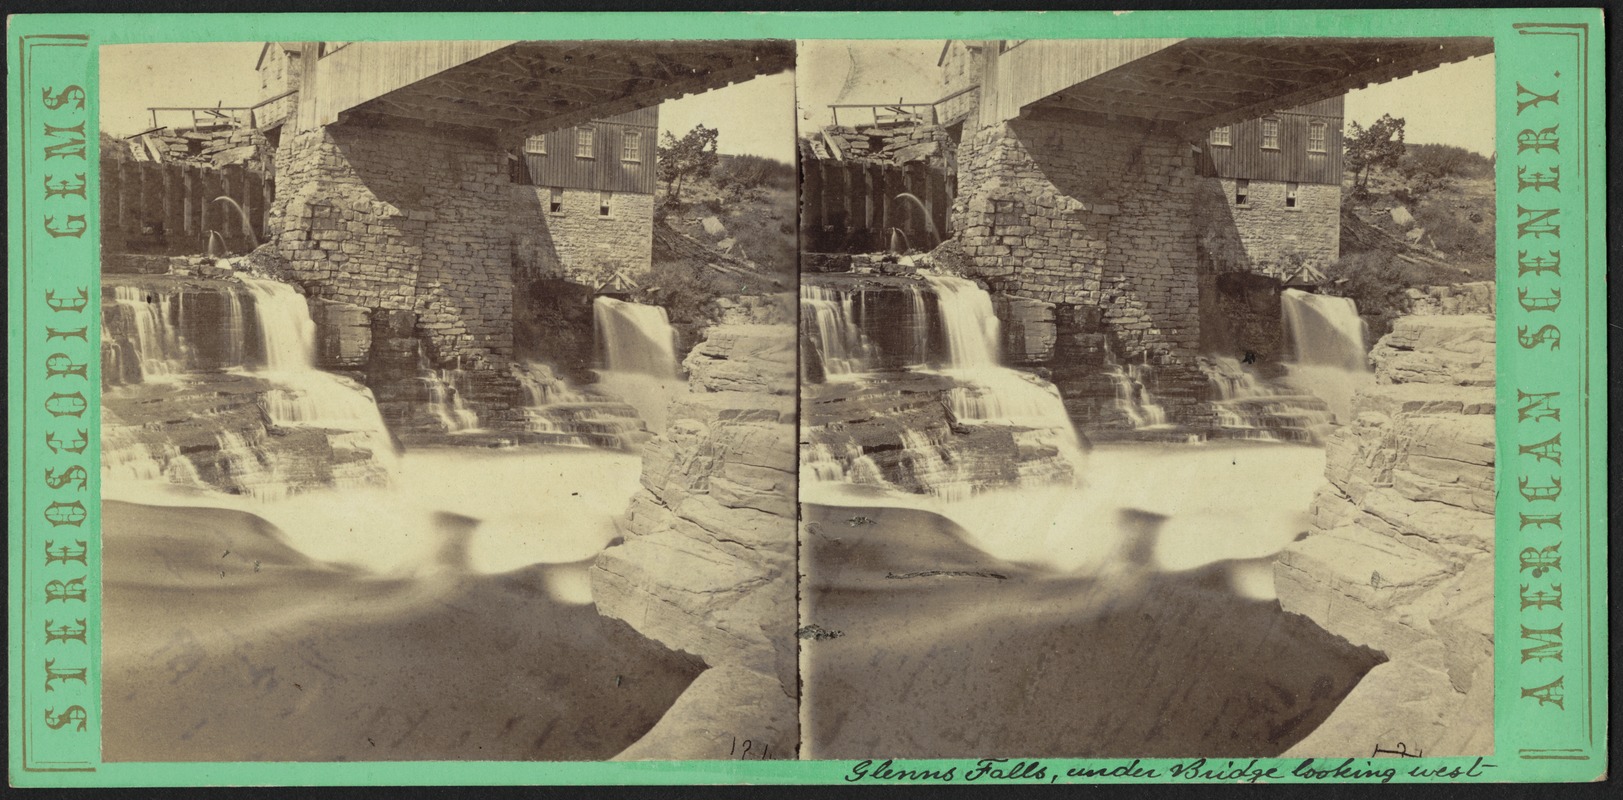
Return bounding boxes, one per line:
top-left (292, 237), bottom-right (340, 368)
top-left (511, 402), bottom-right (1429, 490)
top-left (514, 186), bottom-right (655, 287)
top-left (951, 117), bottom-right (1207, 421)
top-left (821, 123), bottom-right (954, 169)
top-left (271, 122), bottom-right (515, 371)
top-left (1201, 177), bottom-right (1341, 274)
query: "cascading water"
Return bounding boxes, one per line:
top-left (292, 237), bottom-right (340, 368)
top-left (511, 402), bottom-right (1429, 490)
top-left (1102, 345), bottom-right (1170, 430)
top-left (591, 296), bottom-right (681, 434)
top-left (800, 274), bottom-right (1086, 500)
top-left (800, 284), bottom-right (871, 377)
top-left (416, 355), bottom-right (481, 433)
top-left (109, 286), bottom-right (189, 379)
top-left (1198, 356), bottom-right (1332, 442)
top-left (594, 296), bottom-right (678, 378)
top-left (513, 362), bottom-right (646, 449)
top-left (925, 275), bottom-right (1086, 471)
top-left (1281, 289), bottom-right (1369, 370)
top-left (1279, 288), bottom-right (1374, 422)
top-left (240, 277), bottom-right (399, 447)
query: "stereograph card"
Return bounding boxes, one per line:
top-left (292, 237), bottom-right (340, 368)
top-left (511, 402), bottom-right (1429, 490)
top-left (6, 8), bottom-right (1608, 787)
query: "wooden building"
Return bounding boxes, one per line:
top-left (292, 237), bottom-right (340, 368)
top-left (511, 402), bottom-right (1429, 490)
top-left (253, 42), bottom-right (303, 132)
top-left (1202, 97), bottom-right (1344, 187)
top-left (513, 107), bottom-right (661, 284)
top-left (517, 107), bottom-right (659, 195)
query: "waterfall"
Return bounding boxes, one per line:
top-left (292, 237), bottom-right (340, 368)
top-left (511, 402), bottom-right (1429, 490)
top-left (1281, 289), bottom-right (1369, 371)
top-left (1102, 345), bottom-right (1170, 430)
top-left (921, 274), bottom-right (1087, 484)
top-left (417, 360), bottom-right (481, 433)
top-left (241, 277), bottom-right (317, 372)
top-left (110, 286), bottom-right (189, 379)
top-left (800, 284), bottom-right (871, 376)
top-left (1198, 356), bottom-right (1332, 442)
top-left (239, 278), bottom-right (397, 445)
top-left (591, 297), bottom-right (681, 434)
top-left (593, 296), bottom-right (678, 378)
top-left (513, 362), bottom-right (646, 449)
top-left (925, 275), bottom-right (1000, 368)
top-left (1279, 288), bottom-right (1374, 422)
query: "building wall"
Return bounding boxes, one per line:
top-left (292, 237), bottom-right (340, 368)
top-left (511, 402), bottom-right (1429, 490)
top-left (513, 185), bottom-right (655, 286)
top-left (254, 46), bottom-right (302, 131)
top-left (1199, 177), bottom-right (1342, 274)
top-left (951, 114), bottom-right (1209, 421)
top-left (270, 121), bottom-right (516, 371)
top-left (521, 107), bottom-right (659, 194)
top-left (1203, 98), bottom-right (1345, 184)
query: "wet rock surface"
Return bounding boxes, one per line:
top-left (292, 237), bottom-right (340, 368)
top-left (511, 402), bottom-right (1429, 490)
top-left (590, 323), bottom-right (799, 758)
top-left (800, 503), bottom-right (1385, 759)
top-left (1275, 312), bottom-right (1495, 756)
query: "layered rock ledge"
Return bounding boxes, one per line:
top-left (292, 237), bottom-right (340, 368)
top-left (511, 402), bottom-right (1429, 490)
top-left (1276, 313), bottom-right (1495, 756)
top-left (590, 324), bottom-right (798, 759)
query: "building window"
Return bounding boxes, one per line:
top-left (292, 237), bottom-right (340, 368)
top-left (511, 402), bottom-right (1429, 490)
top-left (1209, 125), bottom-right (1232, 146)
top-left (1307, 121), bottom-right (1327, 153)
top-left (1235, 178), bottom-right (1249, 206)
top-left (575, 127), bottom-right (595, 158)
top-left (599, 191), bottom-right (613, 217)
top-left (548, 187), bottom-right (563, 214)
top-left (1286, 182), bottom-right (1300, 208)
top-left (622, 130), bottom-right (642, 162)
top-left (524, 134), bottom-right (546, 155)
top-left (1261, 118), bottom-right (1280, 150)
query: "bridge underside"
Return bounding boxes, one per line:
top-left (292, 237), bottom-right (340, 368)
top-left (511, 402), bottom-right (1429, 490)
top-left (1026, 37), bottom-right (1493, 134)
top-left (338, 40), bottom-right (795, 149)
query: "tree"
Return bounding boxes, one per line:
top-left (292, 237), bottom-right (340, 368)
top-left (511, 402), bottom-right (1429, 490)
top-left (1345, 113), bottom-right (1407, 193)
top-left (657, 124), bottom-right (720, 203)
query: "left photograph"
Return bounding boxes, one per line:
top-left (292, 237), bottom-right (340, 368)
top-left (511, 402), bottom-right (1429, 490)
top-left (96, 40), bottom-right (798, 761)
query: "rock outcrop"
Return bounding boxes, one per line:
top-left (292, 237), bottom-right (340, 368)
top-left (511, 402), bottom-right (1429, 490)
top-left (590, 324), bottom-right (799, 759)
top-left (1276, 312), bottom-right (1495, 756)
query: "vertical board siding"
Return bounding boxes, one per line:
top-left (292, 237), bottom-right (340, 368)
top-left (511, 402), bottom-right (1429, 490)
top-left (102, 158), bottom-right (266, 255)
top-left (992, 38), bottom-right (1186, 123)
top-left (1204, 99), bottom-right (1345, 184)
top-left (300, 40), bottom-right (516, 130)
top-left (799, 147), bottom-right (952, 253)
top-left (523, 108), bottom-right (659, 194)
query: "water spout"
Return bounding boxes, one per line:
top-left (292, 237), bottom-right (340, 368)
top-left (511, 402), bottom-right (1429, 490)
top-left (894, 192), bottom-right (940, 249)
top-left (212, 196), bottom-right (260, 249)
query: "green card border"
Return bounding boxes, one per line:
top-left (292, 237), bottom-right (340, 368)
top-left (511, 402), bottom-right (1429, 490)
top-left (7, 9), bottom-right (1608, 787)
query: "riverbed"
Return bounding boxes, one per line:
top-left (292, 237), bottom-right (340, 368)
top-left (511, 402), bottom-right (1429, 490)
top-left (799, 440), bottom-right (1385, 759)
top-left (101, 446), bottom-right (701, 761)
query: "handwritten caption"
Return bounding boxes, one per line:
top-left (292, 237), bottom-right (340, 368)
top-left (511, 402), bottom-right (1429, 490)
top-left (844, 756), bottom-right (1495, 784)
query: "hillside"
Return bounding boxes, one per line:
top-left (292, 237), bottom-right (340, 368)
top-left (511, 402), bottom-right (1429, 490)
top-left (1339, 143), bottom-right (1496, 282)
top-left (640, 154), bottom-right (797, 329)
top-left (1325, 144), bottom-right (1497, 340)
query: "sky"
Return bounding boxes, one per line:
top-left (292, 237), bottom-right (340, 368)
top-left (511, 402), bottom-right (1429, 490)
top-left (795, 41), bottom-right (1497, 157)
top-left (100, 43), bottom-right (797, 163)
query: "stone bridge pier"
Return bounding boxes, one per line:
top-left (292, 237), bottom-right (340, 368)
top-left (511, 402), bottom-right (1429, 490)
top-left (951, 115), bottom-right (1210, 425)
top-left (262, 39), bottom-right (794, 431)
top-left (939, 36), bottom-right (1492, 430)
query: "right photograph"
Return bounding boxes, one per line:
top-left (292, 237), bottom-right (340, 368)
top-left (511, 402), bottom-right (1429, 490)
top-left (796, 38), bottom-right (1498, 760)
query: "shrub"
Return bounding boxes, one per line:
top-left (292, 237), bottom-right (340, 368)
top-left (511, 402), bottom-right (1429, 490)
top-left (1318, 251), bottom-right (1413, 343)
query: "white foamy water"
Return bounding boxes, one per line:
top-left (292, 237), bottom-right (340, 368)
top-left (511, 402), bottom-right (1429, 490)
top-left (594, 296), bottom-right (678, 378)
top-left (801, 441), bottom-right (1324, 600)
top-left (591, 297), bottom-right (683, 434)
top-left (239, 277), bottom-right (398, 467)
top-left (924, 273), bottom-right (1087, 482)
top-left (1280, 289), bottom-right (1375, 422)
top-left (103, 447), bottom-right (644, 604)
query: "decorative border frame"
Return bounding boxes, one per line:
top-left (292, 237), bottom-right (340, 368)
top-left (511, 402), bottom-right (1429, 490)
top-left (7, 9), bottom-right (1607, 786)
